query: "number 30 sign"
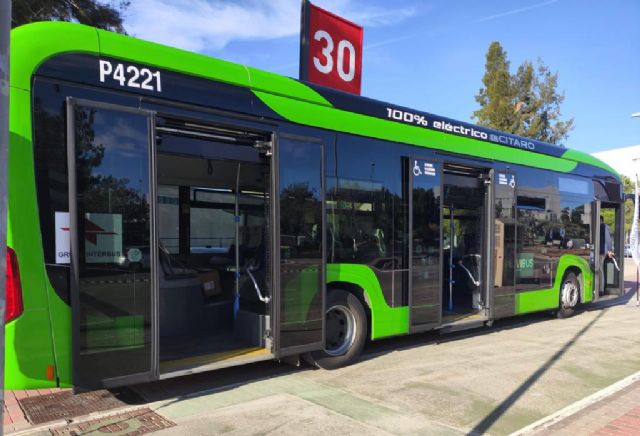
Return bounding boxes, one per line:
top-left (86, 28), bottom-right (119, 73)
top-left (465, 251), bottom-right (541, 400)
top-left (300, 1), bottom-right (363, 95)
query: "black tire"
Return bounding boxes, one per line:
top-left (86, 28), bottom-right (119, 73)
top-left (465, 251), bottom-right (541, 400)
top-left (303, 289), bottom-right (367, 370)
top-left (557, 271), bottom-right (580, 319)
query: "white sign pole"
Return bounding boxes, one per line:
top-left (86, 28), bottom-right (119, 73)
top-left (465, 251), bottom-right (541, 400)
top-left (630, 174), bottom-right (640, 304)
top-left (0, 1), bottom-right (11, 434)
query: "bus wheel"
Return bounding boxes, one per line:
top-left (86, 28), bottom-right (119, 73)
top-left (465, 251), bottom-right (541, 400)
top-left (304, 289), bottom-right (367, 369)
top-left (558, 271), bottom-right (580, 318)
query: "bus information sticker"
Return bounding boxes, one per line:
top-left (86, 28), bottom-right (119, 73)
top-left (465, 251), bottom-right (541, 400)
top-left (516, 253), bottom-right (534, 278)
top-left (54, 212), bottom-right (123, 264)
top-left (55, 211), bottom-right (71, 264)
top-left (413, 160), bottom-right (436, 177)
top-left (85, 213), bottom-right (123, 264)
top-left (498, 173), bottom-right (516, 188)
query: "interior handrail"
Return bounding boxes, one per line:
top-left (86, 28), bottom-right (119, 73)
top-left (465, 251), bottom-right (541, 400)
top-left (458, 256), bottom-right (480, 287)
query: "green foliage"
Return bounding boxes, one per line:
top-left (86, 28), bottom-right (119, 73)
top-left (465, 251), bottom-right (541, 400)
top-left (12, 0), bottom-right (129, 33)
top-left (473, 42), bottom-right (574, 146)
top-left (621, 174), bottom-right (634, 239)
top-left (602, 175), bottom-right (634, 241)
top-left (473, 42), bottom-right (515, 133)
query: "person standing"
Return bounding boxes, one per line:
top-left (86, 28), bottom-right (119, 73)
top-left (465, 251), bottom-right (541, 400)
top-left (599, 215), bottom-right (614, 295)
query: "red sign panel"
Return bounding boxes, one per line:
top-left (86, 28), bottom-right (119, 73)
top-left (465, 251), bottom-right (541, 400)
top-left (303, 3), bottom-right (363, 95)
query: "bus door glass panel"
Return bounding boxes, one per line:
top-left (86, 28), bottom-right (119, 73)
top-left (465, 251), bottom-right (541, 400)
top-left (277, 136), bottom-right (324, 351)
top-left (493, 172), bottom-right (516, 317)
top-left (68, 101), bottom-right (155, 389)
top-left (600, 202), bottom-right (623, 295)
top-left (516, 196), bottom-right (554, 292)
top-left (410, 158), bottom-right (441, 327)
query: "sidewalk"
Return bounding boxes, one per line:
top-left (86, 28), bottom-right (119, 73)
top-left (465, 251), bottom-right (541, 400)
top-left (524, 373), bottom-right (640, 435)
top-left (3, 389), bottom-right (68, 434)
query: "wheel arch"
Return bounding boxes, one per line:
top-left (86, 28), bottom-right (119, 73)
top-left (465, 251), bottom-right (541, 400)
top-left (326, 264), bottom-right (409, 340)
top-left (555, 254), bottom-right (592, 304)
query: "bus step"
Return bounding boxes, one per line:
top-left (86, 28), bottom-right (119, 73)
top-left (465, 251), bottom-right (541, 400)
top-left (438, 319), bottom-right (486, 334)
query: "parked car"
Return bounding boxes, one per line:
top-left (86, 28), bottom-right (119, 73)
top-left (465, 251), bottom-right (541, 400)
top-left (625, 244), bottom-right (632, 258)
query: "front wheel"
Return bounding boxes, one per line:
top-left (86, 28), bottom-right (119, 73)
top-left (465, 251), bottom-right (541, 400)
top-left (304, 289), bottom-right (367, 369)
top-left (558, 271), bottom-right (580, 318)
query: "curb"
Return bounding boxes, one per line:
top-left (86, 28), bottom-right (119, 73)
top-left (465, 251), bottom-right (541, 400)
top-left (510, 369), bottom-right (640, 435)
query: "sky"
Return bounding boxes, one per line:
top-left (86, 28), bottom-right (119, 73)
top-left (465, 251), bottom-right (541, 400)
top-left (124, 0), bottom-right (640, 153)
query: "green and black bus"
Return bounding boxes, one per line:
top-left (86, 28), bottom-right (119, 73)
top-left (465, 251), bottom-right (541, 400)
top-left (6, 22), bottom-right (624, 390)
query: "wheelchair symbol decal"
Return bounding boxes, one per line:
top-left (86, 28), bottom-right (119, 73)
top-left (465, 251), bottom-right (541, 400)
top-left (413, 160), bottom-right (436, 177)
top-left (413, 161), bottom-right (422, 176)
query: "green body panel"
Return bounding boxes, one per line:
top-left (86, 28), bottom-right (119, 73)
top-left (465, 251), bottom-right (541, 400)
top-left (10, 22), bottom-right (99, 91)
top-left (97, 26), bottom-right (331, 106)
top-left (4, 309), bottom-right (58, 389)
top-left (253, 91), bottom-right (578, 173)
top-left (327, 264), bottom-right (409, 339)
top-left (86, 315), bottom-right (144, 350)
top-left (12, 22), bottom-right (613, 172)
top-left (5, 88), bottom-right (60, 388)
top-left (281, 266), bottom-right (321, 327)
top-left (516, 255), bottom-right (594, 314)
top-left (47, 282), bottom-right (72, 387)
top-left (561, 149), bottom-right (619, 178)
top-left (515, 288), bottom-right (558, 315)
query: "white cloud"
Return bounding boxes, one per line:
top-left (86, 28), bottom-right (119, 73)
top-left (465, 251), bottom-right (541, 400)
top-left (125, 0), bottom-right (416, 52)
top-left (475, 0), bottom-right (559, 23)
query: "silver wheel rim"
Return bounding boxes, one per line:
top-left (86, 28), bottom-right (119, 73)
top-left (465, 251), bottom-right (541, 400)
top-left (561, 280), bottom-right (579, 309)
top-left (325, 304), bottom-right (357, 356)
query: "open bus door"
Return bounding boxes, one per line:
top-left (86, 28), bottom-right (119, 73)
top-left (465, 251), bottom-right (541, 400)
top-left (67, 99), bottom-right (158, 390)
top-left (274, 134), bottom-right (325, 355)
top-left (593, 200), bottom-right (625, 300)
top-left (409, 157), bottom-right (442, 331)
top-left (490, 170), bottom-right (517, 318)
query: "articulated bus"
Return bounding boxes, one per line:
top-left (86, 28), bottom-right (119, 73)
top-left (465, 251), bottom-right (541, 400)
top-left (6, 22), bottom-right (624, 390)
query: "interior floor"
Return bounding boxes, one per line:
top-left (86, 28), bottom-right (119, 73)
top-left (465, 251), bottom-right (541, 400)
top-left (159, 345), bottom-right (269, 373)
top-left (441, 311), bottom-right (485, 323)
top-left (161, 324), bottom-right (246, 362)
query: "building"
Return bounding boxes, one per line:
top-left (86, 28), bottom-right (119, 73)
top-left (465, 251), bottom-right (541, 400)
top-left (592, 145), bottom-right (640, 180)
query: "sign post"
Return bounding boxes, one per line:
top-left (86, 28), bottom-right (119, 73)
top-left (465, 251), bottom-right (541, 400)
top-left (0, 1), bottom-right (11, 434)
top-left (631, 174), bottom-right (640, 305)
top-left (299, 0), bottom-right (363, 95)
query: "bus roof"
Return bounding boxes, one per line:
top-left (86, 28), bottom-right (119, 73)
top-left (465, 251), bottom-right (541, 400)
top-left (11, 21), bottom-right (618, 178)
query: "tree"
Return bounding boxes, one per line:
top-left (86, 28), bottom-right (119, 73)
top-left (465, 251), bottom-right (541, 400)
top-left (473, 41), bottom-right (574, 145)
top-left (473, 42), bottom-right (516, 133)
top-left (12, 0), bottom-right (129, 33)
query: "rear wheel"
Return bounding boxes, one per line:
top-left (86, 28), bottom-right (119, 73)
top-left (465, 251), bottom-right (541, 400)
top-left (558, 271), bottom-right (580, 318)
top-left (304, 289), bottom-right (367, 369)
